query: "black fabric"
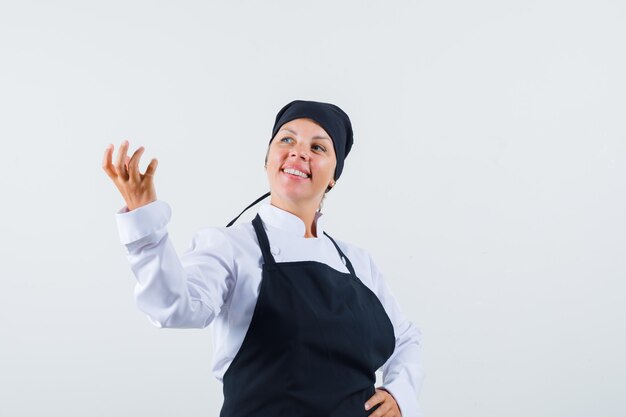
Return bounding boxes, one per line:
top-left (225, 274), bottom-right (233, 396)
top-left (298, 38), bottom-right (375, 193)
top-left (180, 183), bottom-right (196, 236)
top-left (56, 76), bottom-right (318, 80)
top-left (226, 192), bottom-right (271, 228)
top-left (270, 99), bottom-right (353, 182)
top-left (219, 214), bottom-right (396, 417)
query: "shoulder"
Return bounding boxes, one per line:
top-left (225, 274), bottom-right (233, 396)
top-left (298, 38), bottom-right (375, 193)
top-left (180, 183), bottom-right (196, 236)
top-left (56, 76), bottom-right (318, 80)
top-left (180, 222), bottom-right (259, 282)
top-left (191, 221), bottom-right (256, 251)
top-left (189, 221), bottom-right (265, 267)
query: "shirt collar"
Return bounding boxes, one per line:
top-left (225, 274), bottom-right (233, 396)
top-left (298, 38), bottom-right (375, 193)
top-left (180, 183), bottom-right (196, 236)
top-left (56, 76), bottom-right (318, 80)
top-left (258, 203), bottom-right (326, 238)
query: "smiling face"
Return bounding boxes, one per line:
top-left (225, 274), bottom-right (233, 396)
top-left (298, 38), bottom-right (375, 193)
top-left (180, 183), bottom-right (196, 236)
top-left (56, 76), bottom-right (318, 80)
top-left (265, 118), bottom-right (337, 211)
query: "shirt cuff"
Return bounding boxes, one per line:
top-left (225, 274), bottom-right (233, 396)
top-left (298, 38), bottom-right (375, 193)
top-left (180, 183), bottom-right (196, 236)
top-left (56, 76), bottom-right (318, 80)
top-left (115, 200), bottom-right (171, 244)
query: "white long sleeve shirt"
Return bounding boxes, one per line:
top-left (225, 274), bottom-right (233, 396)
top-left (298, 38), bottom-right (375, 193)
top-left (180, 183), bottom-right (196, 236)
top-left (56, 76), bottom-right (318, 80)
top-left (115, 200), bottom-right (424, 416)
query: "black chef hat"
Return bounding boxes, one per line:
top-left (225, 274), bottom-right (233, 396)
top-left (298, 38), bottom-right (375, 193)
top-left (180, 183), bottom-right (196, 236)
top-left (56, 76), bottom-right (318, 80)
top-left (226, 99), bottom-right (354, 227)
top-left (270, 99), bottom-right (354, 181)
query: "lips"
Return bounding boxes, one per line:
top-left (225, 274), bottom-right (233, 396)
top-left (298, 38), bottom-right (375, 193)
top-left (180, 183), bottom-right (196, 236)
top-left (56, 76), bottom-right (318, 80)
top-left (281, 166), bottom-right (311, 179)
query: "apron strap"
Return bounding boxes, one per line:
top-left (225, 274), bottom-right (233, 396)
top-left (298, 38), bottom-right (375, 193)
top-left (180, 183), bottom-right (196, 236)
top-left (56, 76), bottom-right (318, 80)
top-left (323, 231), bottom-right (357, 277)
top-left (247, 203), bottom-right (356, 275)
top-left (251, 213), bottom-right (276, 265)
top-left (226, 191), bottom-right (271, 227)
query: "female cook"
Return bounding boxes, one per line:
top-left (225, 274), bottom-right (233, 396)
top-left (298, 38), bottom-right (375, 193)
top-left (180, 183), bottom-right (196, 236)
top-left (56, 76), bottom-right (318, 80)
top-left (103, 100), bottom-right (424, 417)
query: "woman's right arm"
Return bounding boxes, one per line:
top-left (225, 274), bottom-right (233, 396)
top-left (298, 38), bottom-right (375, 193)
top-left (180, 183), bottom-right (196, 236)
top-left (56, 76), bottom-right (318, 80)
top-left (115, 201), bottom-right (236, 328)
top-left (103, 142), bottom-right (236, 328)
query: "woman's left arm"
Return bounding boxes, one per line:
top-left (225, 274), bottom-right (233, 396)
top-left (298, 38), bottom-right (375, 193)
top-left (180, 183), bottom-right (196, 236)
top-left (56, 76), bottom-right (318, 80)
top-left (368, 253), bottom-right (425, 417)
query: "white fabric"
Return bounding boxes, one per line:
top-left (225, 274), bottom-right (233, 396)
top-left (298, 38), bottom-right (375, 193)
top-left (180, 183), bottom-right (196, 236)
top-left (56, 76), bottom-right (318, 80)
top-left (115, 200), bottom-right (424, 416)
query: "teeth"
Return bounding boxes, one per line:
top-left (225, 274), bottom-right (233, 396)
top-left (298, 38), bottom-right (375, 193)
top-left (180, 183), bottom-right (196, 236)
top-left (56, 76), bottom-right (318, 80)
top-left (283, 168), bottom-right (309, 178)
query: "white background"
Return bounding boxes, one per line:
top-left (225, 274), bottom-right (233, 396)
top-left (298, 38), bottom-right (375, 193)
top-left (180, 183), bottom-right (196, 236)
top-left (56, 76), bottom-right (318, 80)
top-left (1, 1), bottom-right (624, 416)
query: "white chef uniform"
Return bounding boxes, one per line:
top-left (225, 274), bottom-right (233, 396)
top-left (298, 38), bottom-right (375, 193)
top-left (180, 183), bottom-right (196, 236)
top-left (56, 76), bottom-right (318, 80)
top-left (115, 199), bottom-right (424, 416)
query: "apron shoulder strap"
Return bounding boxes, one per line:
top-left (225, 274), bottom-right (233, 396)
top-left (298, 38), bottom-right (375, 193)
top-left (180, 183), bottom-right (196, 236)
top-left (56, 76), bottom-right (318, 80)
top-left (323, 231), bottom-right (357, 277)
top-left (226, 191), bottom-right (271, 227)
top-left (251, 213), bottom-right (276, 265)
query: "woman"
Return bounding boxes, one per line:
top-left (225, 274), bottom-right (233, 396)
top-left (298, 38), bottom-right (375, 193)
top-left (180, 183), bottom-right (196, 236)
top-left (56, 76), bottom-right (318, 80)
top-left (102, 100), bottom-right (423, 417)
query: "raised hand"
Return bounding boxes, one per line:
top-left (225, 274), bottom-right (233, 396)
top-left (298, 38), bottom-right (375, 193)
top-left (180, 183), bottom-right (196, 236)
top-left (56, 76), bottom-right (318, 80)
top-left (102, 140), bottom-right (158, 211)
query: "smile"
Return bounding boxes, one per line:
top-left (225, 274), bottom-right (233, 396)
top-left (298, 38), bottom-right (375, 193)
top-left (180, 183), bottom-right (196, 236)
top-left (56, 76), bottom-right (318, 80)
top-left (282, 168), bottom-right (310, 179)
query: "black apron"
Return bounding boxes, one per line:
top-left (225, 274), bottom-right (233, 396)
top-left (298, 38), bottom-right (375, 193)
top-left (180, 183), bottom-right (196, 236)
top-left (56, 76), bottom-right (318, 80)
top-left (219, 213), bottom-right (396, 417)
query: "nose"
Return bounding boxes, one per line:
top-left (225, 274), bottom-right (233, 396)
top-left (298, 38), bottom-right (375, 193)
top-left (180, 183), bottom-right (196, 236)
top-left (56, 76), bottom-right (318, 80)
top-left (289, 143), bottom-right (310, 160)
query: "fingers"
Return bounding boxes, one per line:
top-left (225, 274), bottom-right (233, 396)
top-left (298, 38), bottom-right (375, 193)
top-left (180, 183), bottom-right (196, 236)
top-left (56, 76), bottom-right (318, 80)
top-left (368, 401), bottom-right (393, 417)
top-left (102, 144), bottom-right (117, 179)
top-left (365, 390), bottom-right (382, 411)
top-left (128, 146), bottom-right (145, 182)
top-left (114, 140), bottom-right (130, 179)
top-left (144, 158), bottom-right (158, 177)
top-left (365, 389), bottom-right (399, 417)
top-left (104, 140), bottom-right (157, 182)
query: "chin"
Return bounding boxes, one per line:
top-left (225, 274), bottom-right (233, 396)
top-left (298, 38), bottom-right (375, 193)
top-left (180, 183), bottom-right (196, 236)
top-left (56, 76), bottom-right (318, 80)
top-left (273, 188), bottom-right (317, 205)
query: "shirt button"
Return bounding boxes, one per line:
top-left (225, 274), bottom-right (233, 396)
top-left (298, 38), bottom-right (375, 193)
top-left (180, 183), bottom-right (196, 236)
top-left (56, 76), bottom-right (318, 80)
top-left (271, 246), bottom-right (281, 256)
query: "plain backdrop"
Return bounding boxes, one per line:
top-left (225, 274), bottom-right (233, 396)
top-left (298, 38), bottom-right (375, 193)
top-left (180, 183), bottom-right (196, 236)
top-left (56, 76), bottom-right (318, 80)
top-left (1, 1), bottom-right (625, 416)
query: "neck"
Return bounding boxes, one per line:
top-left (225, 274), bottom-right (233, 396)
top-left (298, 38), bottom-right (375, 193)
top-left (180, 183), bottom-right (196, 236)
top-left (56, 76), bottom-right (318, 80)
top-left (270, 197), bottom-right (319, 238)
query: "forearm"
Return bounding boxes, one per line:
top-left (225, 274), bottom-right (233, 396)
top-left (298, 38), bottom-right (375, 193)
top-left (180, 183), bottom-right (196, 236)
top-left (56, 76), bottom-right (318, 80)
top-left (116, 200), bottom-right (217, 329)
top-left (125, 228), bottom-right (216, 329)
top-left (381, 321), bottom-right (424, 417)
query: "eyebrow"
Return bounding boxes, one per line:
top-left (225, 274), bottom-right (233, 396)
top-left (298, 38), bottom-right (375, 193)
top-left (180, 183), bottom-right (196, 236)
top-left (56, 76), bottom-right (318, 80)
top-left (279, 128), bottom-right (331, 141)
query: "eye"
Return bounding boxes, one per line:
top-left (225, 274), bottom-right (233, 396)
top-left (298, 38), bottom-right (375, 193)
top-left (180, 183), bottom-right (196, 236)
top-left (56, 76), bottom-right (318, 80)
top-left (280, 137), bottom-right (294, 143)
top-left (312, 144), bottom-right (327, 152)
